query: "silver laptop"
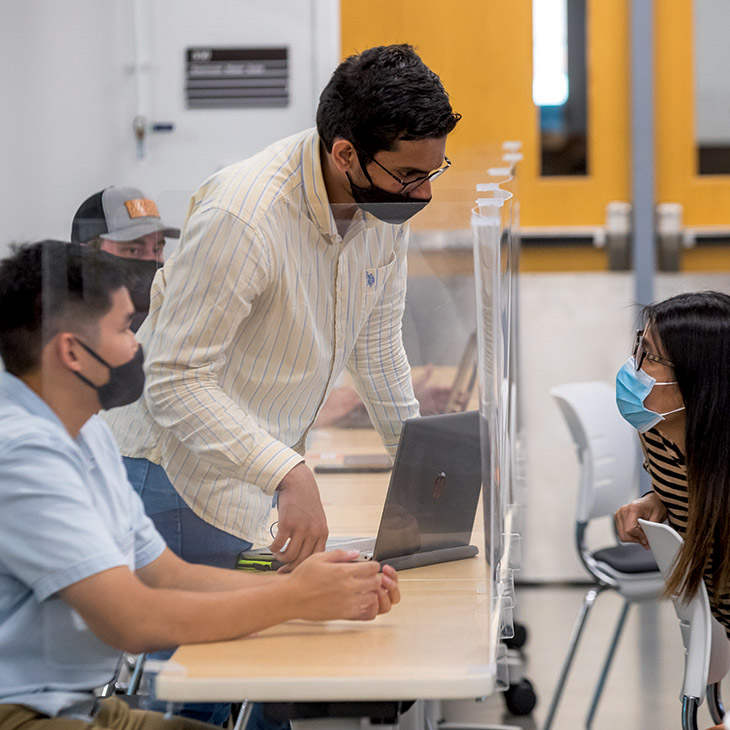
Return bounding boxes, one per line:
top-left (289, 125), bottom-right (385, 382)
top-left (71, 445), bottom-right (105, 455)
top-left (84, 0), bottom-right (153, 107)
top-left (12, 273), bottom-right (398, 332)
top-left (327, 410), bottom-right (483, 570)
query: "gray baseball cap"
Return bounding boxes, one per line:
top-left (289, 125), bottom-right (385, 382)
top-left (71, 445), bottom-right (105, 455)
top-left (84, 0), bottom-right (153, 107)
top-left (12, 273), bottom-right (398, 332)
top-left (71, 186), bottom-right (180, 243)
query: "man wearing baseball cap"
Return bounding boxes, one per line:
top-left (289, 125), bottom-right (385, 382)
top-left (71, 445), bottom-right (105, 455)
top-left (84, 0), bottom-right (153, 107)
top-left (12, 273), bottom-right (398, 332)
top-left (71, 187), bottom-right (179, 331)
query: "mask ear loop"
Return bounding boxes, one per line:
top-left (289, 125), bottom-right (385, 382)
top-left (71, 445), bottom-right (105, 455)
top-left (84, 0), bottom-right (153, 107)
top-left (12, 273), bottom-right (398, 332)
top-left (70, 338), bottom-right (111, 391)
top-left (75, 338), bottom-right (113, 368)
top-left (650, 381), bottom-right (685, 416)
top-left (354, 149), bottom-right (376, 187)
top-left (660, 405), bottom-right (685, 416)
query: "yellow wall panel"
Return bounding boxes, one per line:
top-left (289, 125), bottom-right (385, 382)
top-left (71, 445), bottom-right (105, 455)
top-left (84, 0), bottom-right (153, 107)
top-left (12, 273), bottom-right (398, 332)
top-left (342, 0), bottom-right (535, 230)
top-left (655, 0), bottom-right (730, 226)
top-left (341, 0), bottom-right (631, 229)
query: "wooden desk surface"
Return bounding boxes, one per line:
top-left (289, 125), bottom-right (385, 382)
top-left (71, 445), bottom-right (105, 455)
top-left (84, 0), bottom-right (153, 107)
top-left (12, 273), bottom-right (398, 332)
top-left (155, 425), bottom-right (496, 703)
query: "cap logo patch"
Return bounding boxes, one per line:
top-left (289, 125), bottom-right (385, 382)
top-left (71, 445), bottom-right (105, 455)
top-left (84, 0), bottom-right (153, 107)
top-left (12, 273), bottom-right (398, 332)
top-left (124, 198), bottom-right (160, 219)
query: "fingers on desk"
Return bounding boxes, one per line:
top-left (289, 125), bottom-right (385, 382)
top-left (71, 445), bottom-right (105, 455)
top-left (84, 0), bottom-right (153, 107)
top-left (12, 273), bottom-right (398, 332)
top-left (376, 588), bottom-right (393, 615)
top-left (381, 566), bottom-right (401, 605)
top-left (376, 569), bottom-right (401, 615)
top-left (357, 594), bottom-right (380, 620)
top-left (288, 552), bottom-right (396, 620)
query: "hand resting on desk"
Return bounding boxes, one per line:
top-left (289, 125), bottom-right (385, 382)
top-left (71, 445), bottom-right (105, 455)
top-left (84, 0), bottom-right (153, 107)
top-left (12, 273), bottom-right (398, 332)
top-left (289, 550), bottom-right (401, 621)
top-left (58, 547), bottom-right (400, 655)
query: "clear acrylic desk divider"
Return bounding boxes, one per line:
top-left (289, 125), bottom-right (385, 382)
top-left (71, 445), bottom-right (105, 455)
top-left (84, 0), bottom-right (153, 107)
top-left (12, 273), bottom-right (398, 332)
top-left (472, 148), bottom-right (525, 682)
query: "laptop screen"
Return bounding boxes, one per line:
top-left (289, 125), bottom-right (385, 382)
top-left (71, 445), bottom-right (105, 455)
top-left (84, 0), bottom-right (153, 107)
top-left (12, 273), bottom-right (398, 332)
top-left (373, 410), bottom-right (483, 561)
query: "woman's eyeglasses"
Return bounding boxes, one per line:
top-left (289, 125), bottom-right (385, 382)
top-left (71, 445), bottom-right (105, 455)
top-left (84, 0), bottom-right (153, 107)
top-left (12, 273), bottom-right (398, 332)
top-left (632, 329), bottom-right (674, 371)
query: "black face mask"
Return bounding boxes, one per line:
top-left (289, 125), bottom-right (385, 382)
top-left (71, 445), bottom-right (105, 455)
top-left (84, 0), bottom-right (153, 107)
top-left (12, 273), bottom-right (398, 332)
top-left (116, 258), bottom-right (160, 332)
top-left (73, 341), bottom-right (145, 410)
top-left (346, 172), bottom-right (431, 225)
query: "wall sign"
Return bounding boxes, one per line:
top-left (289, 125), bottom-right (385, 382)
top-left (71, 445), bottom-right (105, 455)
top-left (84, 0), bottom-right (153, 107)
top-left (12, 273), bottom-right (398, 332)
top-left (186, 47), bottom-right (289, 109)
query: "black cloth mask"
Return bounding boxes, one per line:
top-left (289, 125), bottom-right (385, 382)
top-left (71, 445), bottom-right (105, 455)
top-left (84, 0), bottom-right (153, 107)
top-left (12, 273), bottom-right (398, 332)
top-left (115, 258), bottom-right (160, 332)
top-left (73, 341), bottom-right (145, 410)
top-left (346, 172), bottom-right (431, 225)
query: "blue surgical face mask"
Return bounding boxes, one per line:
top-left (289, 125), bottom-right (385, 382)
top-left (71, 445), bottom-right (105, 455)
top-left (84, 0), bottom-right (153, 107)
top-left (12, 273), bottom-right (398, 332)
top-left (615, 356), bottom-right (685, 433)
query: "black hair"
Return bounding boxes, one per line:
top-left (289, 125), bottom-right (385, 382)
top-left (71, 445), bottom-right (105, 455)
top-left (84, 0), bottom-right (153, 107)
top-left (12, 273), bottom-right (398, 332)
top-left (642, 291), bottom-right (730, 601)
top-left (0, 240), bottom-right (125, 376)
top-left (316, 44), bottom-right (461, 159)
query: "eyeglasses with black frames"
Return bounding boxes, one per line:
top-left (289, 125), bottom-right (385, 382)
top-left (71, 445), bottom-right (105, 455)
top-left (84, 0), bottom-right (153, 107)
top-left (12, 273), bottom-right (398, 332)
top-left (362, 153), bottom-right (451, 194)
top-left (632, 329), bottom-right (674, 371)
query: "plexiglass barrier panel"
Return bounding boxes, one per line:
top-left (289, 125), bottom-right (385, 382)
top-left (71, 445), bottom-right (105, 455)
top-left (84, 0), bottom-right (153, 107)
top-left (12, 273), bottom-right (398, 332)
top-left (148, 197), bottom-right (496, 701)
top-left (11, 197), bottom-right (503, 704)
top-left (472, 148), bottom-right (525, 662)
top-left (17, 194), bottom-right (498, 704)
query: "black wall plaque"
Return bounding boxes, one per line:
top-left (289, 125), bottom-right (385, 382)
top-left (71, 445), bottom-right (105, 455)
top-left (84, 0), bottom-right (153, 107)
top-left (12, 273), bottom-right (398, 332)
top-left (186, 47), bottom-right (289, 109)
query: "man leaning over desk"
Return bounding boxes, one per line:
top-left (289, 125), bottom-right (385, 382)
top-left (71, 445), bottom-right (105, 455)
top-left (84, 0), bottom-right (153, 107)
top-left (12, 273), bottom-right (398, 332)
top-left (0, 241), bottom-right (399, 730)
top-left (105, 43), bottom-right (461, 569)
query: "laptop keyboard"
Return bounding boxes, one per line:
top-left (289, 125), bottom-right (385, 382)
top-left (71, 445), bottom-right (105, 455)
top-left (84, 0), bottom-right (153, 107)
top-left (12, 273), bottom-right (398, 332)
top-left (326, 536), bottom-right (376, 554)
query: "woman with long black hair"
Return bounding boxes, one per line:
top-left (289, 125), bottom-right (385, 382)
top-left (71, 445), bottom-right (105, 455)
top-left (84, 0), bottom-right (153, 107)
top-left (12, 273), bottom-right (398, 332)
top-left (614, 291), bottom-right (730, 629)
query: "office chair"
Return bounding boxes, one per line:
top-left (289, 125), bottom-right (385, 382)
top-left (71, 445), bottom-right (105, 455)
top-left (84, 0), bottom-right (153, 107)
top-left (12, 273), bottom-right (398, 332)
top-left (543, 381), bottom-right (665, 730)
top-left (639, 519), bottom-right (730, 730)
top-left (96, 654), bottom-right (147, 708)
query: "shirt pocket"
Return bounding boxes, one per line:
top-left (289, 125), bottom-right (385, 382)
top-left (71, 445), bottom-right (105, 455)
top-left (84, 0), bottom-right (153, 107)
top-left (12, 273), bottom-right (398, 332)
top-left (364, 253), bottom-right (397, 301)
top-left (357, 253), bottom-right (398, 328)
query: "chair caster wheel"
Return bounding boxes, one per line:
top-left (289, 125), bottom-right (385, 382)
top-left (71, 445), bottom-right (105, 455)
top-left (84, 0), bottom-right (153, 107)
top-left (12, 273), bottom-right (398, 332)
top-left (503, 677), bottom-right (537, 716)
top-left (504, 622), bottom-right (528, 650)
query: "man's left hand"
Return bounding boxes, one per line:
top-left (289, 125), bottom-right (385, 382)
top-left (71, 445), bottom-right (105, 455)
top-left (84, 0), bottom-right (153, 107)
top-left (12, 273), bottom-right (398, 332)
top-left (272, 462), bottom-right (329, 570)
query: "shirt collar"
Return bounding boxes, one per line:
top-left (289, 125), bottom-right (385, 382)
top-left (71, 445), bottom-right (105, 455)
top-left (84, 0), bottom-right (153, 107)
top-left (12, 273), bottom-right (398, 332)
top-left (301, 129), bottom-right (339, 242)
top-left (300, 129), bottom-right (384, 242)
top-left (0, 371), bottom-right (71, 435)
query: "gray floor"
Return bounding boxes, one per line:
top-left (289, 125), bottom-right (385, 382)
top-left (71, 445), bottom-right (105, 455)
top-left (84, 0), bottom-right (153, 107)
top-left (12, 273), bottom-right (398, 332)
top-left (440, 584), bottom-right (726, 730)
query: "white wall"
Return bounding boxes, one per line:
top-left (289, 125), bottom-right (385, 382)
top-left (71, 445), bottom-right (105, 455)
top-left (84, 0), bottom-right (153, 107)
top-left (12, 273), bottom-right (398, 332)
top-left (0, 0), bottom-right (339, 256)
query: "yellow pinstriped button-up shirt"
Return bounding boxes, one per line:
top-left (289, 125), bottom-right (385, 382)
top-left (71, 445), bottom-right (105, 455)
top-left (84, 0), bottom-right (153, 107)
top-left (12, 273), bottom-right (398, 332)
top-left (105, 129), bottom-right (419, 544)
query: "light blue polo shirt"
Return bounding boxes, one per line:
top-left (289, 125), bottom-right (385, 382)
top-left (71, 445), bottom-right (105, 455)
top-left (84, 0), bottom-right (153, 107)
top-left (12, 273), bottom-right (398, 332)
top-left (0, 373), bottom-right (166, 718)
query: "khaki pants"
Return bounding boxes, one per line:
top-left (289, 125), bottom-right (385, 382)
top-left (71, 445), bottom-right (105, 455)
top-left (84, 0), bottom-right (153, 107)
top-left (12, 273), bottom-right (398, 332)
top-left (0, 697), bottom-right (217, 730)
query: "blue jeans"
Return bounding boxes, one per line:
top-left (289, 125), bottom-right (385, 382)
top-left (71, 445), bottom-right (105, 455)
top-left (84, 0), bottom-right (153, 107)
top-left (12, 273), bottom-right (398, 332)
top-left (124, 457), bottom-right (253, 568)
top-left (124, 458), bottom-right (287, 729)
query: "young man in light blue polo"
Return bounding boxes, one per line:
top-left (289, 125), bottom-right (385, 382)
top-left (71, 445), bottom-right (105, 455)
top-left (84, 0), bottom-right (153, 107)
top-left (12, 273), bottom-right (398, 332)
top-left (0, 241), bottom-right (399, 730)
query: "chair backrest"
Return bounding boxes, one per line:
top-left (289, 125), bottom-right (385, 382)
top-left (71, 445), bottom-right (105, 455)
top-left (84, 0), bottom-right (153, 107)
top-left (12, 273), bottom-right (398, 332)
top-left (550, 381), bottom-right (639, 523)
top-left (639, 519), bottom-right (730, 698)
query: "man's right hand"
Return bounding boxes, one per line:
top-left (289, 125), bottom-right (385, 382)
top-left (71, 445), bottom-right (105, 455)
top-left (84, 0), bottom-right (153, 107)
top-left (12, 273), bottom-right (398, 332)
top-left (614, 492), bottom-right (668, 549)
top-left (288, 550), bottom-right (400, 621)
top-left (272, 462), bottom-right (329, 569)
